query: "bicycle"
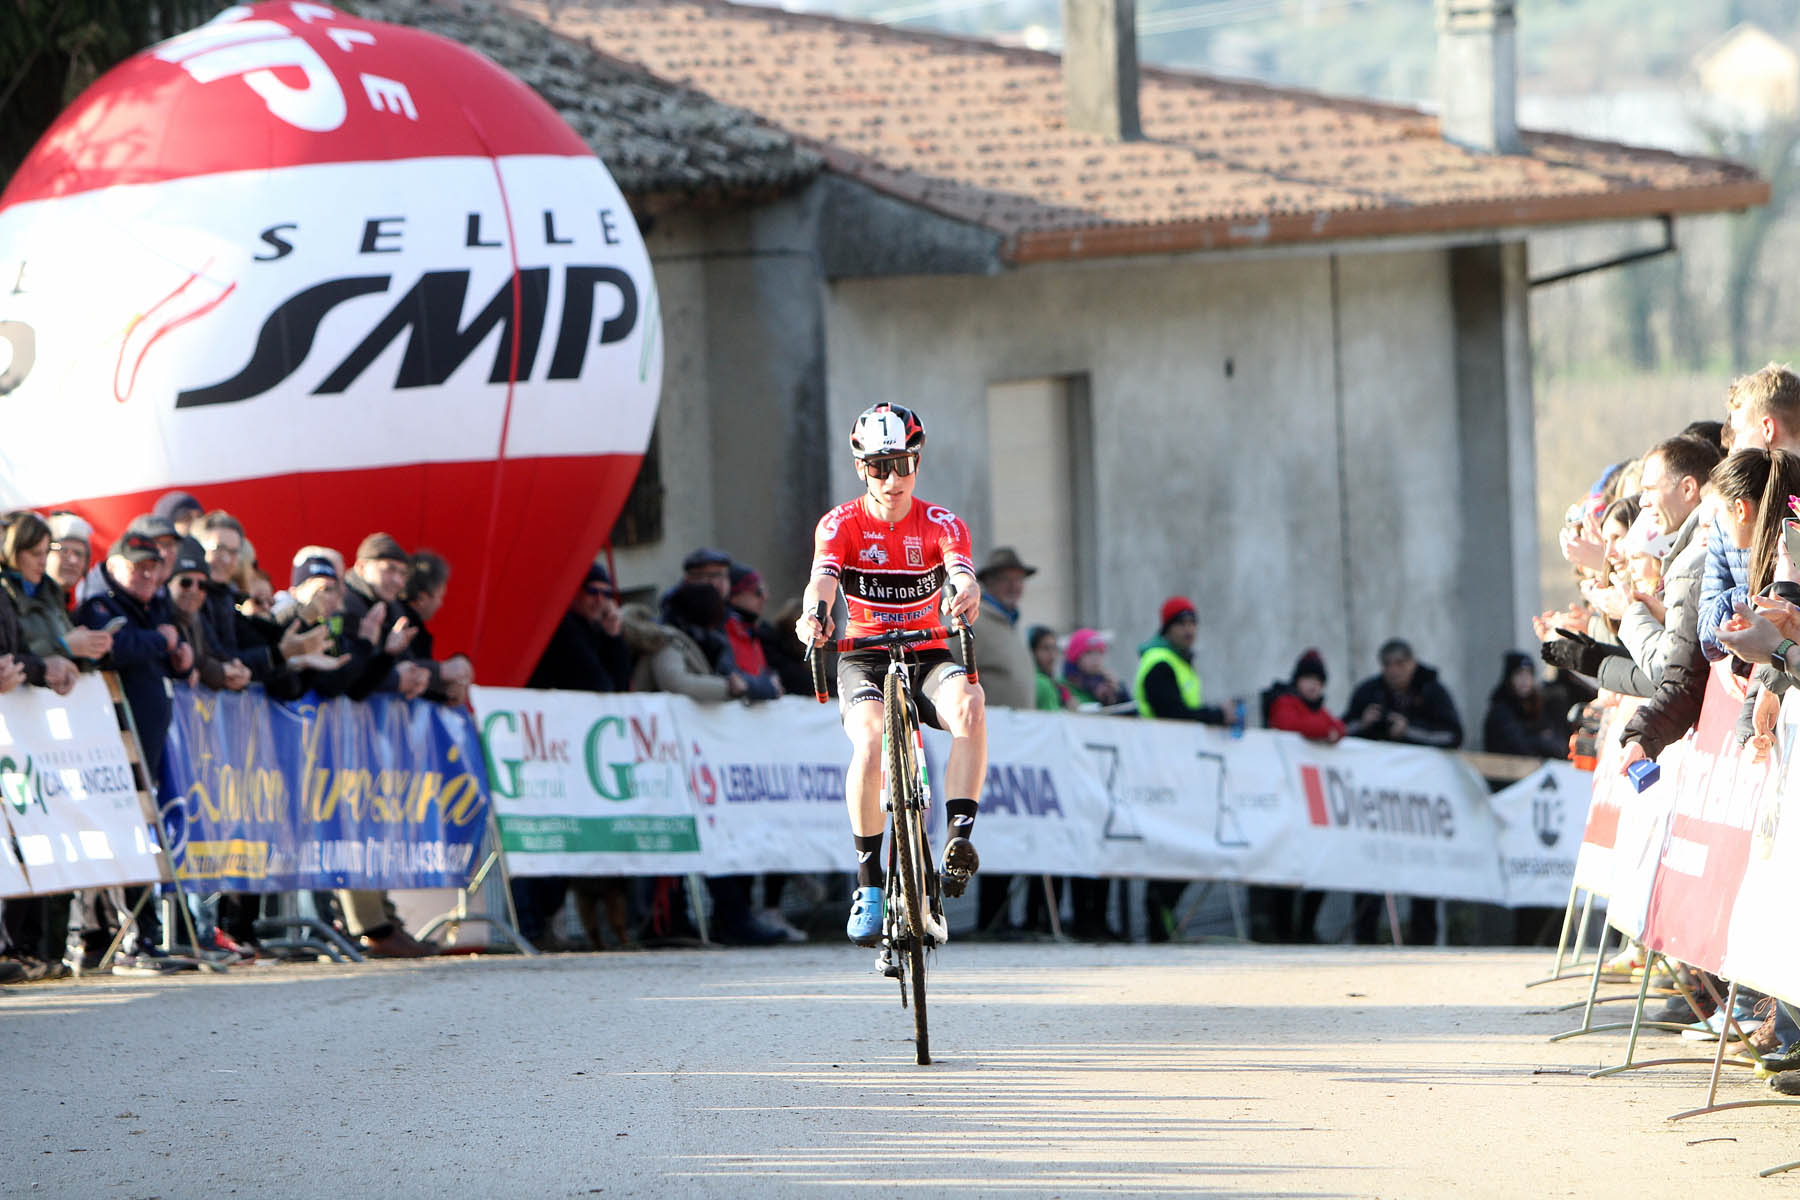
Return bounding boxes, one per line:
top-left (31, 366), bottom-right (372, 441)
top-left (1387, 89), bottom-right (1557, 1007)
top-left (808, 593), bottom-right (978, 1066)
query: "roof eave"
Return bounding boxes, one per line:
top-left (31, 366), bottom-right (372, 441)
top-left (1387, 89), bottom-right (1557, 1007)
top-left (1003, 178), bottom-right (1772, 265)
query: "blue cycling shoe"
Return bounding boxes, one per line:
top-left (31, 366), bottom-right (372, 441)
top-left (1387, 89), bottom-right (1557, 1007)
top-left (846, 886), bottom-right (884, 946)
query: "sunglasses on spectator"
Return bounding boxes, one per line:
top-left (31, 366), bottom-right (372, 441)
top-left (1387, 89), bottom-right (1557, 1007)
top-left (862, 454), bottom-right (918, 479)
top-left (584, 584), bottom-right (617, 598)
top-left (174, 576), bottom-right (203, 590)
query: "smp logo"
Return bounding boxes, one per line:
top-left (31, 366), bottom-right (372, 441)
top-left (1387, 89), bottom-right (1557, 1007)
top-left (178, 263), bottom-right (638, 408)
top-left (1299, 764), bottom-right (1456, 841)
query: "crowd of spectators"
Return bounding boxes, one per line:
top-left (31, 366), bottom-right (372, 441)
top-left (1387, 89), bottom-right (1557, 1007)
top-left (0, 459), bottom-right (1660, 978)
top-left (1530, 362), bottom-right (1800, 1096)
top-left (0, 491), bottom-right (474, 980)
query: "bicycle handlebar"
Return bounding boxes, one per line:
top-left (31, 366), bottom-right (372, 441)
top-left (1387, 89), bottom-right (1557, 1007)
top-left (803, 586), bottom-right (981, 705)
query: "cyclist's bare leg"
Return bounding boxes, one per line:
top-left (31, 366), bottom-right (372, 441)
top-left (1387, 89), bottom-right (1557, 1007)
top-left (934, 675), bottom-right (987, 802)
top-left (844, 699), bottom-right (886, 836)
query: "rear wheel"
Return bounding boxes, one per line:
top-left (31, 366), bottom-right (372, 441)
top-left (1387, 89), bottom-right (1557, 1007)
top-left (884, 669), bottom-right (930, 1066)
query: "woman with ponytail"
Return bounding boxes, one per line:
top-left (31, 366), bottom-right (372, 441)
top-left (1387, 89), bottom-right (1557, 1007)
top-left (1709, 448), bottom-right (1800, 600)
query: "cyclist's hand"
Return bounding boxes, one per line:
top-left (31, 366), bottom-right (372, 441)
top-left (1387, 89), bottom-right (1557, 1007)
top-left (796, 609), bottom-right (832, 647)
top-left (946, 582), bottom-right (979, 626)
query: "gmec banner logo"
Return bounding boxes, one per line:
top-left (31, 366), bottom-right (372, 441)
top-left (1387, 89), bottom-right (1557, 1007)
top-left (1300, 765), bottom-right (1456, 841)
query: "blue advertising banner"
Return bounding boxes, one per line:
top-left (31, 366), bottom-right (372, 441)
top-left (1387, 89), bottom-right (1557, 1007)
top-left (160, 684), bottom-right (490, 892)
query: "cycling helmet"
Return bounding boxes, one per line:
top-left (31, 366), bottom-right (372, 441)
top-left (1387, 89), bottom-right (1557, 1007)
top-left (849, 403), bottom-right (926, 460)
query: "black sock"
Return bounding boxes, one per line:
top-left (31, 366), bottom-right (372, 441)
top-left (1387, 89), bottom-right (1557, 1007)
top-left (946, 798), bottom-right (979, 842)
top-left (854, 833), bottom-right (884, 888)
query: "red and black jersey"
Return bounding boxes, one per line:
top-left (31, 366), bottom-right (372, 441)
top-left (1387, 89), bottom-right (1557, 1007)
top-left (810, 496), bottom-right (975, 648)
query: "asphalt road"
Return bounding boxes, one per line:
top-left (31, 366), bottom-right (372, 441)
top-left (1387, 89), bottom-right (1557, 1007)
top-left (1, 944), bottom-right (1793, 1198)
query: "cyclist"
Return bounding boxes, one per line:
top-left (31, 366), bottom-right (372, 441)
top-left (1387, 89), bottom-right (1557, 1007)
top-left (797, 403), bottom-right (988, 946)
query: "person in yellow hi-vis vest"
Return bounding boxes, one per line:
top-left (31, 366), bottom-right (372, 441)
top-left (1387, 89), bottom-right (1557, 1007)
top-left (1132, 596), bottom-right (1228, 942)
top-left (1133, 596), bottom-right (1226, 725)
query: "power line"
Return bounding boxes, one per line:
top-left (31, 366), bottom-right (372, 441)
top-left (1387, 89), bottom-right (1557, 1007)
top-left (1138, 0), bottom-right (1371, 38)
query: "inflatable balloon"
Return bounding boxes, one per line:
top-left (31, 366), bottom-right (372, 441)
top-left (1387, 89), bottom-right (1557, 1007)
top-left (0, 1), bottom-right (661, 684)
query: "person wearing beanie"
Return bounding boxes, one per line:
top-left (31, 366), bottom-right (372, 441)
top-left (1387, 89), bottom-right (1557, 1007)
top-left (1262, 649), bottom-right (1346, 744)
top-left (45, 511), bottom-right (94, 602)
top-left (723, 564), bottom-right (782, 702)
top-left (1133, 597), bottom-right (1226, 725)
top-left (1063, 628), bottom-right (1126, 708)
top-left (1249, 649), bottom-right (1345, 944)
top-left (1483, 651), bottom-right (1567, 758)
top-left (1343, 638), bottom-right (1464, 944)
top-left (341, 531), bottom-right (426, 700)
top-left (529, 562), bottom-right (634, 693)
top-left (153, 490), bottom-right (204, 537)
top-left (1133, 595), bottom-right (1226, 944)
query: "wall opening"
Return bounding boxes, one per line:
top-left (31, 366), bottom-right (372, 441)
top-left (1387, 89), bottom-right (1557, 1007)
top-left (985, 375), bottom-right (1094, 633)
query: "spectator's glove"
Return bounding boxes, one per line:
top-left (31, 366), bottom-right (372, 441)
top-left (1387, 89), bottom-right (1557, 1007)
top-left (1540, 630), bottom-right (1610, 676)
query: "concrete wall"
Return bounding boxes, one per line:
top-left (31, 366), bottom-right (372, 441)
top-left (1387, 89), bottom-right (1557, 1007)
top-left (618, 193), bottom-right (1535, 734)
top-left (821, 248), bottom-right (1491, 726)
top-left (612, 199), bottom-right (830, 611)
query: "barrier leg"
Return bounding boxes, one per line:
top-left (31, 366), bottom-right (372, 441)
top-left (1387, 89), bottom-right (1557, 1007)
top-left (414, 809), bottom-right (538, 955)
top-left (686, 873), bottom-right (711, 945)
top-left (1551, 925), bottom-right (1682, 1042)
top-left (1384, 894), bottom-right (1404, 947)
top-left (1590, 955), bottom-right (1755, 1077)
top-left (1762, 1160), bottom-right (1800, 1178)
top-left (1528, 883), bottom-right (1592, 987)
top-left (1218, 883), bottom-right (1249, 942)
top-left (1588, 949), bottom-right (1659, 1076)
top-left (1570, 889), bottom-right (1595, 967)
top-left (1543, 882), bottom-right (1579, 982)
top-left (1173, 882), bottom-right (1213, 941)
top-left (87, 888), bottom-right (149, 975)
top-left (1040, 875), bottom-right (1067, 942)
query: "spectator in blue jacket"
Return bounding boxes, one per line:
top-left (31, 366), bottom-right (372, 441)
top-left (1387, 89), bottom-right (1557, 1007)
top-left (1700, 365), bottom-right (1800, 660)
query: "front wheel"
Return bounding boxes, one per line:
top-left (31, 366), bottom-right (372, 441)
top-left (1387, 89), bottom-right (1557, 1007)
top-left (884, 670), bottom-right (930, 1066)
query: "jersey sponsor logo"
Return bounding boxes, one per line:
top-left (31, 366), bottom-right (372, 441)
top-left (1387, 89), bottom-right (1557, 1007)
top-left (925, 505), bottom-right (960, 532)
top-left (904, 535), bottom-right (924, 567)
top-left (842, 564), bottom-right (946, 607)
top-left (859, 545), bottom-right (889, 565)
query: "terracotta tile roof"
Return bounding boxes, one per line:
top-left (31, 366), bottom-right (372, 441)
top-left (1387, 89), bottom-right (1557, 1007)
top-left (367, 0), bottom-right (819, 205)
top-left (499, 0), bottom-right (1767, 261)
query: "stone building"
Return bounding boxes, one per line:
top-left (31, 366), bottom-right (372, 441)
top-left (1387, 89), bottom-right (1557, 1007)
top-left (380, 0), bottom-right (1763, 718)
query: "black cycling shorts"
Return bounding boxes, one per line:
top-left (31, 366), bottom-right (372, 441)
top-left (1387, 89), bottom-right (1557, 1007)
top-left (837, 648), bottom-right (967, 731)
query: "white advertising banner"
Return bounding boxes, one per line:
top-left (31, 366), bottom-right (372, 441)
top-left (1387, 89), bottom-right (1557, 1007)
top-left (1720, 689), bottom-right (1800, 1001)
top-left (1071, 714), bottom-right (1297, 882)
top-left (475, 689), bottom-right (703, 877)
top-left (0, 674), bottom-right (161, 893)
top-left (679, 697), bottom-right (861, 875)
top-left (1489, 761), bottom-right (1591, 909)
top-left (1274, 734), bottom-right (1509, 903)
top-left (472, 688), bottom-right (1583, 905)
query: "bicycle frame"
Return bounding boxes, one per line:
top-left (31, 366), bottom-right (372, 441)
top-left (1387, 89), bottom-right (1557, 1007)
top-left (806, 594), bottom-right (978, 1066)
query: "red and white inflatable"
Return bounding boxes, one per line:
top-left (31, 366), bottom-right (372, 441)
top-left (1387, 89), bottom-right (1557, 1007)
top-left (0, 2), bottom-right (661, 683)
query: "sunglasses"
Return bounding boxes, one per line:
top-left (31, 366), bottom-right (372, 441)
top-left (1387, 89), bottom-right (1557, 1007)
top-left (862, 454), bottom-right (918, 480)
top-left (174, 576), bottom-right (203, 590)
top-left (584, 584), bottom-right (617, 598)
